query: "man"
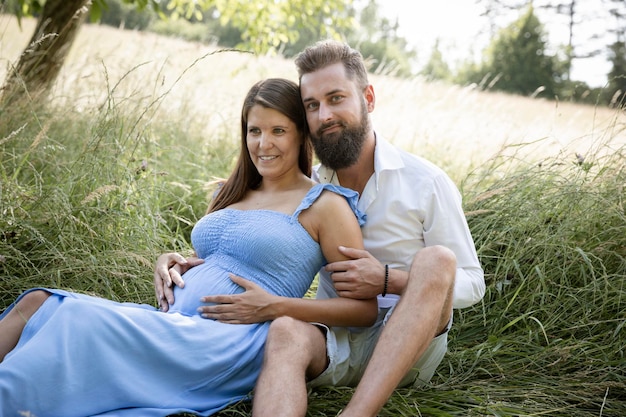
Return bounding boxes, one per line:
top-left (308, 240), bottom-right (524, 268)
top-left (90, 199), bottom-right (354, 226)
top-left (154, 40), bottom-right (484, 417)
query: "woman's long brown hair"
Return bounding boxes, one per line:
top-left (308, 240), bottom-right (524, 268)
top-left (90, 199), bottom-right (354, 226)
top-left (208, 78), bottom-right (312, 213)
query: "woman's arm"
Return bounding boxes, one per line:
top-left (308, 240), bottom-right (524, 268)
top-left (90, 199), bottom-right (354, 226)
top-left (200, 189), bottom-right (378, 327)
top-left (201, 278), bottom-right (377, 327)
top-left (303, 189), bottom-right (379, 326)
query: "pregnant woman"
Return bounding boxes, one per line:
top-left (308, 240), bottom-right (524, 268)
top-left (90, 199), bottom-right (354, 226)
top-left (0, 78), bottom-right (377, 417)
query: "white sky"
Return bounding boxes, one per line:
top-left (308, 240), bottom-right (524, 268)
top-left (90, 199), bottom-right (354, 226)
top-left (376, 0), bottom-right (613, 87)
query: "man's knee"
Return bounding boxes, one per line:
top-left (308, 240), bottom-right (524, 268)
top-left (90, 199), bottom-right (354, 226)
top-left (411, 245), bottom-right (456, 288)
top-left (268, 316), bottom-right (309, 343)
top-left (266, 317), bottom-right (322, 353)
top-left (417, 244), bottom-right (457, 267)
top-left (265, 317), bottom-right (327, 377)
top-left (409, 246), bottom-right (456, 332)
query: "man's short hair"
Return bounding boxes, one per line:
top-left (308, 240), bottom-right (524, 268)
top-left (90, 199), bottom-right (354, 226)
top-left (295, 40), bottom-right (369, 90)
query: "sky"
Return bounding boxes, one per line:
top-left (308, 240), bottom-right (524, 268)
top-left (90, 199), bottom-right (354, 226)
top-left (376, 0), bottom-right (613, 87)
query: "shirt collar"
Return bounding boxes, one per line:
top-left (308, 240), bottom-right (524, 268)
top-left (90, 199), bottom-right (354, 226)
top-left (374, 133), bottom-right (405, 175)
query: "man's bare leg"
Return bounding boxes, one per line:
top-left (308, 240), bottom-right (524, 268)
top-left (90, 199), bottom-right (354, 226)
top-left (0, 290), bottom-right (51, 362)
top-left (340, 246), bottom-right (457, 417)
top-left (252, 316), bottom-right (328, 417)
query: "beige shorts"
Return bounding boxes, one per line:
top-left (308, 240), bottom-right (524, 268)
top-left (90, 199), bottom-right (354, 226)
top-left (307, 306), bottom-right (451, 389)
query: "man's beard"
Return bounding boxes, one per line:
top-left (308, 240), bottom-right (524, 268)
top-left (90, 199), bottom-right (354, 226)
top-left (311, 100), bottom-right (369, 170)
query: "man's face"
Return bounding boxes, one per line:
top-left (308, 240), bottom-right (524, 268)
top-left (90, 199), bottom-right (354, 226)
top-left (300, 63), bottom-right (371, 170)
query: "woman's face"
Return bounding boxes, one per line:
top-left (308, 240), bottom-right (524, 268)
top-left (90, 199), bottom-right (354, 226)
top-left (246, 104), bottom-right (302, 180)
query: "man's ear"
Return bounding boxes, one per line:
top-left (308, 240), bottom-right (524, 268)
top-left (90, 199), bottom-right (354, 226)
top-left (364, 84), bottom-right (375, 112)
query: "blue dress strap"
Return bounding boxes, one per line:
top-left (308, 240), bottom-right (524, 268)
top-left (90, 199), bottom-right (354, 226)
top-left (293, 183), bottom-right (366, 226)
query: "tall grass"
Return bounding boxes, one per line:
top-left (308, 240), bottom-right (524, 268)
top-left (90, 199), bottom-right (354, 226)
top-left (0, 71), bottom-right (236, 307)
top-left (442, 140), bottom-right (626, 416)
top-left (1, 17), bottom-right (625, 417)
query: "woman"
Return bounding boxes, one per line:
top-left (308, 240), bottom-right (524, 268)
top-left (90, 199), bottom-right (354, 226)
top-left (0, 78), bottom-right (377, 417)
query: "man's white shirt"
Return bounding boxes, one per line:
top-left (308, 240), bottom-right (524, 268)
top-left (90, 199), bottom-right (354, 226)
top-left (313, 134), bottom-right (485, 310)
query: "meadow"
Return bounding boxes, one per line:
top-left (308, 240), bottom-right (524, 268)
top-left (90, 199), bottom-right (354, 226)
top-left (1, 15), bottom-right (625, 416)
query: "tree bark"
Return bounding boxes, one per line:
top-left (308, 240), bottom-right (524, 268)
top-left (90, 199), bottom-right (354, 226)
top-left (1, 0), bottom-right (91, 107)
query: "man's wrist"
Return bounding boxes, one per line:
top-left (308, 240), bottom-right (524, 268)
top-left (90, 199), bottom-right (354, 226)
top-left (385, 268), bottom-right (410, 296)
top-left (382, 264), bottom-right (389, 297)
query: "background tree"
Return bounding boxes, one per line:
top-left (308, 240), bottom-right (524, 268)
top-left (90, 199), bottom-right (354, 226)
top-left (1, 0), bottom-right (353, 107)
top-left (1, 0), bottom-right (93, 106)
top-left (473, 0), bottom-right (626, 101)
top-left (537, 1), bottom-right (577, 80)
top-left (604, 0), bottom-right (626, 106)
top-left (97, 0), bottom-right (417, 79)
top-left (98, 0), bottom-right (155, 30)
top-left (420, 39), bottom-right (452, 82)
top-left (476, 0), bottom-right (528, 38)
top-left (281, 0), bottom-right (416, 77)
top-left (476, 1), bottom-right (577, 68)
top-left (345, 0), bottom-right (416, 77)
top-left (274, 3), bottom-right (358, 59)
top-left (459, 5), bottom-right (566, 98)
top-left (605, 41), bottom-right (626, 106)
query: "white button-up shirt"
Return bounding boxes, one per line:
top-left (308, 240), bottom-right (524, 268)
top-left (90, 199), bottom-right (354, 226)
top-left (313, 134), bottom-right (485, 309)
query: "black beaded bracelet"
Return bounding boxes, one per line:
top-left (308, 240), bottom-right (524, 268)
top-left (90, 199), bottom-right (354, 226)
top-left (382, 264), bottom-right (389, 297)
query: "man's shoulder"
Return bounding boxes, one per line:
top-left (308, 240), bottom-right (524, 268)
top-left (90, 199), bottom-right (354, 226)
top-left (383, 141), bottom-right (449, 181)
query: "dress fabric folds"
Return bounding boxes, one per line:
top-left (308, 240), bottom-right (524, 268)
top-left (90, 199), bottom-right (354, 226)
top-left (0, 183), bottom-right (363, 417)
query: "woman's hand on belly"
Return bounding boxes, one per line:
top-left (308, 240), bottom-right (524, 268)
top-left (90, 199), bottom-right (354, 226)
top-left (198, 274), bottom-right (278, 324)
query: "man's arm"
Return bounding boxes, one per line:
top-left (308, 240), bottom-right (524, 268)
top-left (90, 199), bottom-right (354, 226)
top-left (324, 174), bottom-right (485, 307)
top-left (324, 246), bottom-right (406, 299)
top-left (426, 174), bottom-right (485, 308)
top-left (326, 246), bottom-right (484, 308)
top-left (153, 252), bottom-right (204, 311)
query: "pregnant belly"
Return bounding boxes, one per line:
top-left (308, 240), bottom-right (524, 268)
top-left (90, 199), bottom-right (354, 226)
top-left (168, 262), bottom-right (242, 316)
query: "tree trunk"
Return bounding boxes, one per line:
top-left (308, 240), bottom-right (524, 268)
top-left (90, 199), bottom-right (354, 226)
top-left (1, 0), bottom-right (91, 107)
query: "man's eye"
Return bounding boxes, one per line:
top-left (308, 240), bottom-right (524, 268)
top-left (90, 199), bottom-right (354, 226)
top-left (306, 102), bottom-right (319, 111)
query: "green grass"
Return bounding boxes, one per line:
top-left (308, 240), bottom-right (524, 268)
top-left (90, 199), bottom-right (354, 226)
top-left (1, 62), bottom-right (625, 416)
top-left (0, 85), bottom-right (236, 306)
